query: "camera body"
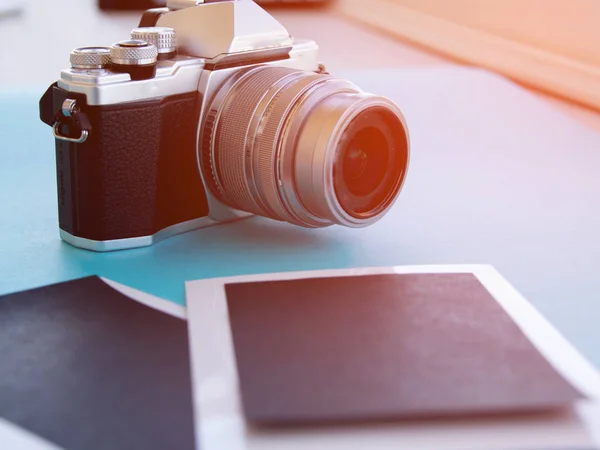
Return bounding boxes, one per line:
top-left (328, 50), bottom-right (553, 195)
top-left (40, 0), bottom-right (409, 252)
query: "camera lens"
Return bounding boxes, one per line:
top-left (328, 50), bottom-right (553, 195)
top-left (334, 107), bottom-right (408, 219)
top-left (201, 66), bottom-right (409, 228)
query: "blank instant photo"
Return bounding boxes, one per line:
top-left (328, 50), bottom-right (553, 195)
top-left (0, 276), bottom-right (196, 450)
top-left (185, 265), bottom-right (600, 450)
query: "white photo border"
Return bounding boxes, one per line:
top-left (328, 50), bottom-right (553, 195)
top-left (185, 264), bottom-right (600, 450)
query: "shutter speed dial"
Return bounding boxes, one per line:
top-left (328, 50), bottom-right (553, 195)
top-left (109, 40), bottom-right (159, 81)
top-left (130, 27), bottom-right (177, 58)
top-left (109, 40), bottom-right (158, 66)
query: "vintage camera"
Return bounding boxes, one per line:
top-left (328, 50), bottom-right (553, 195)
top-left (39, 0), bottom-right (410, 252)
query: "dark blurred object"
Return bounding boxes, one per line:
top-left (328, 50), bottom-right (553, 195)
top-left (98, 0), bottom-right (328, 11)
top-left (0, 0), bottom-right (23, 17)
top-left (99, 0), bottom-right (160, 10)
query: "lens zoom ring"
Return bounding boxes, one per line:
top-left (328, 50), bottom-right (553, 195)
top-left (213, 66), bottom-right (300, 216)
top-left (253, 71), bottom-right (326, 221)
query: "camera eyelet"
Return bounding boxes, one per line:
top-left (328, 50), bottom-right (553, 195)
top-left (52, 99), bottom-right (90, 144)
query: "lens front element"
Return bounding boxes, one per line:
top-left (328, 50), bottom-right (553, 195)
top-left (342, 131), bottom-right (384, 196)
top-left (334, 107), bottom-right (408, 219)
top-left (201, 66), bottom-right (409, 228)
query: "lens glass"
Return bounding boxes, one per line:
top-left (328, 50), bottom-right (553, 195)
top-left (341, 126), bottom-right (389, 197)
top-left (334, 107), bottom-right (408, 219)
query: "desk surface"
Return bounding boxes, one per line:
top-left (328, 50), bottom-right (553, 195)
top-left (1, 1), bottom-right (600, 370)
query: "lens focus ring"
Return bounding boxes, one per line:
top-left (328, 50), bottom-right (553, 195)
top-left (252, 70), bottom-right (327, 224)
top-left (207, 66), bottom-right (301, 218)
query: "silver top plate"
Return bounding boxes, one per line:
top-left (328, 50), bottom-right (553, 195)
top-left (156, 0), bottom-right (293, 59)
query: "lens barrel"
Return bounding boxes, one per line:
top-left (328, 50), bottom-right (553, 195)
top-left (200, 66), bottom-right (409, 228)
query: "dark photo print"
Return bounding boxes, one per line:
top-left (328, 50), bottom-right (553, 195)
top-left (0, 277), bottom-right (196, 450)
top-left (224, 273), bottom-right (583, 425)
